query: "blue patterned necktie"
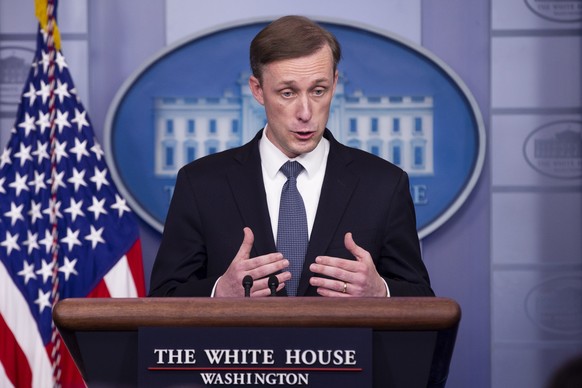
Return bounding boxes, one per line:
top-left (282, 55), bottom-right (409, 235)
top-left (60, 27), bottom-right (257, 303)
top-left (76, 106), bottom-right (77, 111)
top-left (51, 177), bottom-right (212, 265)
top-left (276, 161), bottom-right (308, 296)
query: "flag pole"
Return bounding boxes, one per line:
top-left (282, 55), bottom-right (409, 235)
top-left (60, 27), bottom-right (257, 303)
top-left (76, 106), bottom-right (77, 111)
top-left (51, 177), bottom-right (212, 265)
top-left (44, 0), bottom-right (63, 385)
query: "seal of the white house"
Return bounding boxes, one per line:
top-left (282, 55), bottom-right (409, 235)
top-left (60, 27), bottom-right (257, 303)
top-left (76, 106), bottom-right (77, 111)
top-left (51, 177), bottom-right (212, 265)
top-left (104, 19), bottom-right (485, 239)
top-left (525, 276), bottom-right (582, 335)
top-left (524, 0), bottom-right (582, 23)
top-left (524, 120), bottom-right (582, 179)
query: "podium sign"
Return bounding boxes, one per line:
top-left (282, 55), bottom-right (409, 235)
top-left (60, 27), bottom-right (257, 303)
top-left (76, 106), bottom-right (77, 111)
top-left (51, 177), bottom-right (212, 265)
top-left (53, 297), bottom-right (461, 387)
top-left (138, 327), bottom-right (372, 387)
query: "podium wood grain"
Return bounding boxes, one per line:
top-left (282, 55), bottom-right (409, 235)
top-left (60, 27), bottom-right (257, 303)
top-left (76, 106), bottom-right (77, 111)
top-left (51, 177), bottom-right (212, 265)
top-left (53, 297), bottom-right (460, 331)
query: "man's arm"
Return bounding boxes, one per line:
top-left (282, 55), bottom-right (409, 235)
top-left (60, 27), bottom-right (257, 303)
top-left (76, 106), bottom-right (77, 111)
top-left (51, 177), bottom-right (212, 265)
top-left (309, 170), bottom-right (433, 297)
top-left (148, 168), bottom-right (216, 296)
top-left (377, 170), bottom-right (433, 296)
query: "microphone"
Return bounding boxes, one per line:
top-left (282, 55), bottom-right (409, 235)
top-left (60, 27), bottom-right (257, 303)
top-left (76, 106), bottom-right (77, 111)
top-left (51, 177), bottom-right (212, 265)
top-left (242, 275), bottom-right (253, 297)
top-left (268, 275), bottom-right (279, 296)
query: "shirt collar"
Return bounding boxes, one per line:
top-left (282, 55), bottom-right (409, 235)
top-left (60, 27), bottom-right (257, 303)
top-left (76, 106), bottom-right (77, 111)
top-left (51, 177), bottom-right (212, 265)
top-left (259, 124), bottom-right (329, 179)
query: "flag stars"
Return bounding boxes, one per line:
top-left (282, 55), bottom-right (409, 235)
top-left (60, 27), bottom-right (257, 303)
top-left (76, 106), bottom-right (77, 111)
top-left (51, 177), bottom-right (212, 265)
top-left (91, 142), bottom-right (104, 161)
top-left (9, 172), bottom-right (30, 196)
top-left (36, 80), bottom-right (50, 105)
top-left (35, 112), bottom-right (51, 134)
top-left (64, 198), bottom-right (85, 222)
top-left (17, 260), bottom-right (37, 285)
top-left (54, 79), bottom-right (71, 103)
top-left (32, 140), bottom-right (50, 164)
top-left (39, 29), bottom-right (48, 46)
top-left (31, 58), bottom-right (38, 73)
top-left (34, 289), bottom-right (52, 314)
top-left (55, 51), bottom-right (68, 72)
top-left (35, 259), bottom-right (55, 284)
top-left (43, 198), bottom-right (63, 224)
top-left (28, 200), bottom-right (44, 224)
top-left (68, 167), bottom-right (88, 192)
top-left (39, 229), bottom-right (54, 254)
top-left (1, 231), bottom-right (20, 255)
top-left (18, 112), bottom-right (36, 137)
top-left (61, 227), bottom-right (82, 252)
top-left (14, 143), bottom-right (33, 167)
top-left (85, 225), bottom-right (105, 249)
top-left (0, 177), bottom-right (5, 194)
top-left (23, 83), bottom-right (37, 106)
top-left (88, 196), bottom-right (107, 221)
top-left (4, 202), bottom-right (24, 226)
top-left (0, 147), bottom-right (11, 168)
top-left (59, 257), bottom-right (78, 281)
top-left (23, 231), bottom-right (40, 255)
top-left (54, 109), bottom-right (71, 133)
top-left (90, 167), bottom-right (109, 191)
top-left (31, 58), bottom-right (39, 77)
top-left (71, 108), bottom-right (89, 131)
top-left (112, 194), bottom-right (131, 218)
top-left (70, 138), bottom-right (90, 162)
top-left (49, 170), bottom-right (67, 192)
top-left (39, 50), bottom-right (50, 73)
top-left (28, 170), bottom-right (48, 194)
top-left (53, 139), bottom-right (69, 163)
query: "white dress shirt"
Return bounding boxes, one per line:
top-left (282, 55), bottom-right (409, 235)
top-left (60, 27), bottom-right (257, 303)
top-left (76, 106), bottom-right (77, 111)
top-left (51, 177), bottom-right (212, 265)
top-left (259, 125), bottom-right (329, 241)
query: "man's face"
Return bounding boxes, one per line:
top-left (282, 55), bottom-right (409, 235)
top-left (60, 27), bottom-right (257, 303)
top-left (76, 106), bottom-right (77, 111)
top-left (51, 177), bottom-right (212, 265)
top-left (249, 45), bottom-right (338, 158)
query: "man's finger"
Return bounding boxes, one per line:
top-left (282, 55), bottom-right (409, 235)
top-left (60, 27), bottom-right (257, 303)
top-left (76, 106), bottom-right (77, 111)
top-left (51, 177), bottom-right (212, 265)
top-left (344, 232), bottom-right (368, 262)
top-left (233, 227), bottom-right (254, 262)
top-left (344, 232), bottom-right (365, 260)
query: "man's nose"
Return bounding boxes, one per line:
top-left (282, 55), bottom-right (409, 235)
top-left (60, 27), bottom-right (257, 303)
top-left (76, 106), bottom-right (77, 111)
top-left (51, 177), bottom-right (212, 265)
top-left (296, 95), bottom-right (312, 122)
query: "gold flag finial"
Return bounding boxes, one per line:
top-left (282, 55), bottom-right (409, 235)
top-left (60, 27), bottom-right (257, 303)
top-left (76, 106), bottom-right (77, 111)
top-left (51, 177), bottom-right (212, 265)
top-left (35, 0), bottom-right (61, 50)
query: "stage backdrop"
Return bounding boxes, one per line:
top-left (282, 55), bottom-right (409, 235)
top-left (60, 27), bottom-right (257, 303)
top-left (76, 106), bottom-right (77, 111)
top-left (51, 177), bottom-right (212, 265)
top-left (1, 1), bottom-right (581, 387)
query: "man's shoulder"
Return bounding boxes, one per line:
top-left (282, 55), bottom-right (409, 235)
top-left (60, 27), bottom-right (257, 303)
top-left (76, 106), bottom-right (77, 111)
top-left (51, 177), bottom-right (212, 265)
top-left (184, 146), bottom-right (240, 170)
top-left (179, 134), bottom-right (260, 176)
top-left (331, 138), bottom-right (404, 177)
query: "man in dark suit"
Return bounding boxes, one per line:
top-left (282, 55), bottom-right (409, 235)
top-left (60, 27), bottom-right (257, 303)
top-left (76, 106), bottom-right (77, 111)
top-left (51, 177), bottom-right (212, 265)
top-left (149, 15), bottom-right (433, 298)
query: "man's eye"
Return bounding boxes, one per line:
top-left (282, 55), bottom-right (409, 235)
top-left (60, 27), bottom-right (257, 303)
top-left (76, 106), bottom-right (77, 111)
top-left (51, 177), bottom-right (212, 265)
top-left (281, 91), bottom-right (294, 98)
top-left (313, 89), bottom-right (326, 96)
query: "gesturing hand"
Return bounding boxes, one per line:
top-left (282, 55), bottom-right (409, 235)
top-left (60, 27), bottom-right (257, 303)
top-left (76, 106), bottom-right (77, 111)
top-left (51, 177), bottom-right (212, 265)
top-left (309, 232), bottom-right (387, 297)
top-left (215, 227), bottom-right (291, 297)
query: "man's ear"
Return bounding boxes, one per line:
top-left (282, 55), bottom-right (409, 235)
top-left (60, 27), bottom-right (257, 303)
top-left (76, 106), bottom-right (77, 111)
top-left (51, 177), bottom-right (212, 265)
top-left (332, 70), bottom-right (339, 94)
top-left (248, 75), bottom-right (265, 106)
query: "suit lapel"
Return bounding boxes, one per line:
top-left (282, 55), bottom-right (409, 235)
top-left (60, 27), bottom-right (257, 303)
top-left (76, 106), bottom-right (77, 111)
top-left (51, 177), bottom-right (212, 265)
top-left (226, 130), bottom-right (277, 257)
top-left (226, 129), bottom-right (359, 296)
top-left (297, 132), bottom-right (359, 295)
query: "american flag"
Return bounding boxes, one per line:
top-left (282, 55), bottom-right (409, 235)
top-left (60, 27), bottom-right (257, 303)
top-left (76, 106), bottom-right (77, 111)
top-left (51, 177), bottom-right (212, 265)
top-left (0, 1), bottom-right (145, 386)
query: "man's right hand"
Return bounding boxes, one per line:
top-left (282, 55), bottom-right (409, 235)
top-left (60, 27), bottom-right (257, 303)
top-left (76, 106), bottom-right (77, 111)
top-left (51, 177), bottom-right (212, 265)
top-left (215, 227), bottom-right (291, 297)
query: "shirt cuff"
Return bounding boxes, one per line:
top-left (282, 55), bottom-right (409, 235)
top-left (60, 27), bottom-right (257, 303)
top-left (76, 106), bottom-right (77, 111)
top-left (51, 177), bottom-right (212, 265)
top-left (211, 276), bottom-right (221, 297)
top-left (383, 278), bottom-right (391, 297)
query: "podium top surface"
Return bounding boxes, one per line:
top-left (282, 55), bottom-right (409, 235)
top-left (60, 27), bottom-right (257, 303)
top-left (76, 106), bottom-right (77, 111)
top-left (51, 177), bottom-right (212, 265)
top-left (53, 297), bottom-right (460, 332)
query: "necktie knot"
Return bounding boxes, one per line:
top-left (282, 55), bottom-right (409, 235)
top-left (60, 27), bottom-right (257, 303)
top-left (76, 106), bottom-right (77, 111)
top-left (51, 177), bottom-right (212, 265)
top-left (280, 161), bottom-right (303, 180)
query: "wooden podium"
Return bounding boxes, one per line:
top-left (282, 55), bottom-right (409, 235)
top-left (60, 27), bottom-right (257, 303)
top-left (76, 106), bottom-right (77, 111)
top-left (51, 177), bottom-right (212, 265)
top-left (53, 297), bottom-right (460, 387)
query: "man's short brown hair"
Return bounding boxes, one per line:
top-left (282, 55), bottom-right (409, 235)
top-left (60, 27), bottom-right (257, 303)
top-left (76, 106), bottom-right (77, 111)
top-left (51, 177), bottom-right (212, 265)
top-left (250, 15), bottom-right (342, 82)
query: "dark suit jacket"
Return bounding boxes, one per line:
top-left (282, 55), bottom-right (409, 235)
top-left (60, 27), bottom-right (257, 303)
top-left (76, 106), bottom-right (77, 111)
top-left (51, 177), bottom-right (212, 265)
top-left (149, 129), bottom-right (433, 297)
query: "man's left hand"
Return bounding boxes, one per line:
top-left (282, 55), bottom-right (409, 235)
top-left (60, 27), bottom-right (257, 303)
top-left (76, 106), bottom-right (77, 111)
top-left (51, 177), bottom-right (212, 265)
top-left (308, 232), bottom-right (387, 297)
